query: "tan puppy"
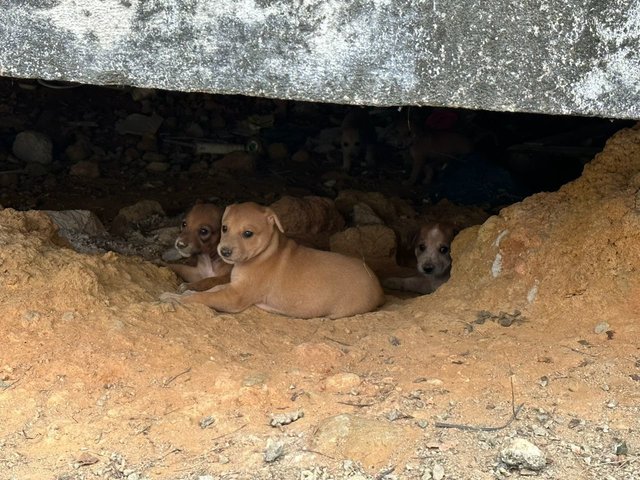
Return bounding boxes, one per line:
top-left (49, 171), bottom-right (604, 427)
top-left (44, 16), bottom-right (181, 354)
top-left (407, 131), bottom-right (473, 185)
top-left (161, 202), bottom-right (385, 319)
top-left (341, 108), bottom-right (377, 172)
top-left (383, 222), bottom-right (457, 294)
top-left (168, 203), bottom-right (232, 292)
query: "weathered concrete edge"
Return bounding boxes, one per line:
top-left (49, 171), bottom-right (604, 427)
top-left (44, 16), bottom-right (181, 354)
top-left (0, 0), bottom-right (639, 119)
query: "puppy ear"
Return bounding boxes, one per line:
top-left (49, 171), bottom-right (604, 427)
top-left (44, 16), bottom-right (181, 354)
top-left (265, 208), bottom-right (285, 233)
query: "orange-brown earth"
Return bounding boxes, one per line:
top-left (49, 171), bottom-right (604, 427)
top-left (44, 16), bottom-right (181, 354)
top-left (1, 126), bottom-right (639, 480)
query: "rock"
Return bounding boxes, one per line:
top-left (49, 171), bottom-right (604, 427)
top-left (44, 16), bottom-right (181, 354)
top-left (311, 414), bottom-right (418, 469)
top-left (269, 409), bottom-right (304, 427)
top-left (335, 190), bottom-right (397, 224)
top-left (137, 135), bottom-right (158, 152)
top-left (499, 437), bottom-right (547, 471)
top-left (12, 130), bottom-right (53, 165)
top-left (184, 122), bottom-right (205, 138)
top-left (292, 149), bottom-right (311, 163)
top-left (24, 162), bottom-right (49, 177)
top-left (264, 438), bottom-right (284, 463)
top-left (270, 195), bottom-right (345, 249)
top-left (210, 151), bottom-right (256, 174)
top-left (352, 202), bottom-right (384, 225)
top-left (594, 321), bottom-right (610, 334)
top-left (432, 464), bottom-right (445, 480)
top-left (110, 200), bottom-right (165, 237)
top-left (65, 140), bottom-right (92, 163)
top-left (146, 161), bottom-right (170, 173)
top-left (44, 210), bottom-right (107, 237)
top-left (199, 416), bottom-right (215, 429)
top-left (115, 113), bottom-right (164, 136)
top-left (70, 161), bottom-right (100, 178)
top-left (267, 142), bottom-right (289, 161)
top-left (329, 224), bottom-right (397, 272)
top-left (324, 373), bottom-right (362, 393)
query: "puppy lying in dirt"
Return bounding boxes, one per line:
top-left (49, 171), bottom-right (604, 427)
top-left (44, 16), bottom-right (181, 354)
top-left (161, 202), bottom-right (385, 319)
top-left (383, 222), bottom-right (457, 294)
top-left (167, 202), bottom-right (232, 292)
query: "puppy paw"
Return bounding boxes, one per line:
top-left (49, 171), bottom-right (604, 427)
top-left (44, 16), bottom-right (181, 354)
top-left (159, 292), bottom-right (183, 303)
top-left (177, 282), bottom-right (190, 294)
top-left (382, 277), bottom-right (404, 291)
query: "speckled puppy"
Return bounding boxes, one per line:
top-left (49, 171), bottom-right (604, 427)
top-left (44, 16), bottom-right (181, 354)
top-left (383, 222), bottom-right (457, 294)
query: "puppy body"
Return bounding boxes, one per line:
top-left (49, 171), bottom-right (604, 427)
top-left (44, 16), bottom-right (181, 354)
top-left (168, 203), bottom-right (232, 291)
top-left (341, 109), bottom-right (377, 172)
top-left (383, 222), bottom-right (456, 294)
top-left (407, 131), bottom-right (473, 185)
top-left (163, 202), bottom-right (385, 319)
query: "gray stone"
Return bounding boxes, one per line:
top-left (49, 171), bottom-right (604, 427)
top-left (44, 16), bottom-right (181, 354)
top-left (352, 203), bottom-right (384, 226)
top-left (44, 209), bottom-right (107, 237)
top-left (432, 464), bottom-right (445, 480)
top-left (0, 2), bottom-right (638, 119)
top-left (115, 113), bottom-right (164, 136)
top-left (12, 131), bottom-right (52, 165)
top-left (264, 438), bottom-right (284, 463)
top-left (594, 321), bottom-right (610, 334)
top-left (500, 437), bottom-right (547, 471)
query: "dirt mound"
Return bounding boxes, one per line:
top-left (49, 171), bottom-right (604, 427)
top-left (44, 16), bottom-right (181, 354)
top-left (1, 126), bottom-right (640, 479)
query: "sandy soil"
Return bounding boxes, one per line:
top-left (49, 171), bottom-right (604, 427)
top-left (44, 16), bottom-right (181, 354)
top-left (1, 117), bottom-right (640, 478)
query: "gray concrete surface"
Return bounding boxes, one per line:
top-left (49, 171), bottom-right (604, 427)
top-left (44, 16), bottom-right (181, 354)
top-left (0, 1), bottom-right (638, 119)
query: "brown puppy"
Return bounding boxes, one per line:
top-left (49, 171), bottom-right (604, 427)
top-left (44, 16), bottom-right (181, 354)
top-left (168, 203), bottom-right (232, 292)
top-left (341, 108), bottom-right (377, 172)
top-left (383, 222), bottom-right (457, 294)
top-left (161, 202), bottom-right (385, 319)
top-left (407, 131), bottom-right (473, 185)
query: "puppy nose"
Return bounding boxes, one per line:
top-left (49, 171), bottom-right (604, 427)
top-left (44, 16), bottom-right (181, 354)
top-left (220, 246), bottom-right (232, 258)
top-left (176, 239), bottom-right (187, 249)
top-left (422, 264), bottom-right (435, 274)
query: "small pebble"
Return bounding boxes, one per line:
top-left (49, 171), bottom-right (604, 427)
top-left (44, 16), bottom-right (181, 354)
top-left (594, 321), bottom-right (610, 334)
top-left (432, 463), bottom-right (445, 480)
top-left (199, 416), bottom-right (215, 429)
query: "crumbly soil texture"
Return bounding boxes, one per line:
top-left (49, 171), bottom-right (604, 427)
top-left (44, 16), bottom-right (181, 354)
top-left (0, 80), bottom-right (639, 480)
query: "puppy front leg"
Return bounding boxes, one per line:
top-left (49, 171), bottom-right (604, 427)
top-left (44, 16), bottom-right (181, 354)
top-left (167, 263), bottom-right (201, 283)
top-left (383, 276), bottom-right (434, 294)
top-left (178, 274), bottom-right (232, 293)
top-left (172, 284), bottom-right (255, 313)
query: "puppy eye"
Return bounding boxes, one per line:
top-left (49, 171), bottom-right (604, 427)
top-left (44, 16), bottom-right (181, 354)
top-left (199, 228), bottom-right (210, 236)
top-left (354, 141), bottom-right (360, 147)
top-left (181, 220), bottom-right (187, 229)
top-left (439, 246), bottom-right (449, 254)
top-left (221, 225), bottom-right (228, 233)
top-left (242, 230), bottom-right (253, 239)
top-left (342, 142), bottom-right (349, 147)
top-left (418, 243), bottom-right (426, 252)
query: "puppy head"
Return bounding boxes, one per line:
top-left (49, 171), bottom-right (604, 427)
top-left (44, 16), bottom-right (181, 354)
top-left (175, 203), bottom-right (224, 258)
top-left (414, 222), bottom-right (457, 277)
top-left (341, 127), bottom-right (364, 164)
top-left (217, 202), bottom-right (284, 264)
